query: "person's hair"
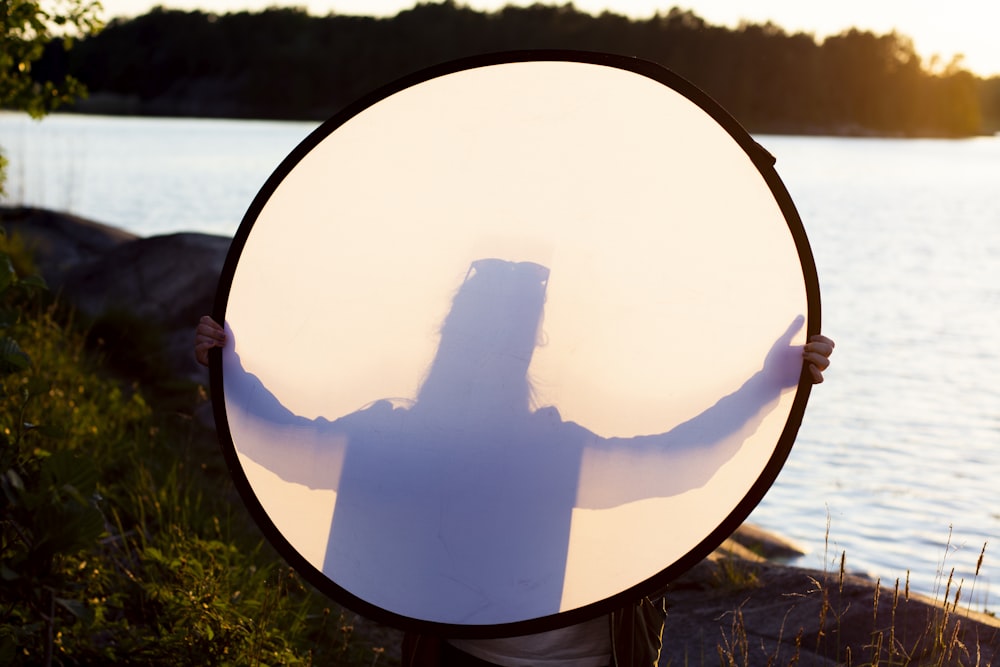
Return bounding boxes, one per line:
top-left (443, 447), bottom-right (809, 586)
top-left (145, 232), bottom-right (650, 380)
top-left (415, 259), bottom-right (549, 415)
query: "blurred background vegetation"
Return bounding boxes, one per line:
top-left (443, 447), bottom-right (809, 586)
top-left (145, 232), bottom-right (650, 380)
top-left (33, 1), bottom-right (1000, 137)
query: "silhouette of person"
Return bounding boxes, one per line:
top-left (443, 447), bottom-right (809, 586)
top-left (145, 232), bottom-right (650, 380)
top-left (195, 258), bottom-right (834, 664)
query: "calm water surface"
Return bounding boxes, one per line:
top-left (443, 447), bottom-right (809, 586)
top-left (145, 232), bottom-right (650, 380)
top-left (755, 134), bottom-right (999, 610)
top-left (2, 113), bottom-right (997, 610)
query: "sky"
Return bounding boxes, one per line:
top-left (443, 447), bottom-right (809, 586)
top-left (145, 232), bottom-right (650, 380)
top-left (96, 1), bottom-right (1000, 77)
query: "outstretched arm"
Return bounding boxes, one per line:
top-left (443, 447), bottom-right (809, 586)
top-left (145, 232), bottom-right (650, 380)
top-left (576, 317), bottom-right (834, 508)
top-left (196, 316), bottom-right (348, 489)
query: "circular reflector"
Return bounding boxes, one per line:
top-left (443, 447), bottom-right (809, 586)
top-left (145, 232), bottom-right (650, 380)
top-left (212, 50), bottom-right (820, 637)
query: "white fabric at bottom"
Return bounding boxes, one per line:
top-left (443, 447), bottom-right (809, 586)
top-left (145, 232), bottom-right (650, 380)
top-left (448, 616), bottom-right (611, 667)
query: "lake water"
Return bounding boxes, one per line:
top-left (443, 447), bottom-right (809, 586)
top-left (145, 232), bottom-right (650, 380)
top-left (1, 112), bottom-right (997, 612)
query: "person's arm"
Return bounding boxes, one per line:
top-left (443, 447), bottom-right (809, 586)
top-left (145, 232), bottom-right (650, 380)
top-left (576, 318), bottom-right (834, 508)
top-left (194, 315), bottom-right (349, 489)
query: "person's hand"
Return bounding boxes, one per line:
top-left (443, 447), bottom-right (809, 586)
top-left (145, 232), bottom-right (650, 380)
top-left (195, 315), bottom-right (226, 367)
top-left (803, 334), bottom-right (834, 384)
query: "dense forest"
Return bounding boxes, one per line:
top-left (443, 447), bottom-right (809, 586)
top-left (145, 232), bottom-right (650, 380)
top-left (40, 1), bottom-right (1000, 136)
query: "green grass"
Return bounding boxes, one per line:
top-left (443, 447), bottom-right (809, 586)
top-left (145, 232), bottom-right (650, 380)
top-left (0, 239), bottom-right (388, 665)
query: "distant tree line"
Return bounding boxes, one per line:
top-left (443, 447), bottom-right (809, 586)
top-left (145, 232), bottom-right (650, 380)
top-left (37, 1), bottom-right (1000, 136)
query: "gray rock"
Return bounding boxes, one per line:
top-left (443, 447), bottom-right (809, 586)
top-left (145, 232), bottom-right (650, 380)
top-left (62, 232), bottom-right (232, 381)
top-left (0, 206), bottom-right (137, 284)
top-left (661, 559), bottom-right (999, 667)
top-left (1, 206), bottom-right (230, 382)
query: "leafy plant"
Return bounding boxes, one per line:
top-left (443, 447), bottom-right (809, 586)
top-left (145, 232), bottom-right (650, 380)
top-left (0, 0), bottom-right (102, 117)
top-left (0, 229), bottom-right (107, 664)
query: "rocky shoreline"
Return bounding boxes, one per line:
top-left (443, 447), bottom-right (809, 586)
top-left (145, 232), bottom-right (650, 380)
top-left (2, 205), bottom-right (996, 665)
top-left (0, 205), bottom-right (229, 384)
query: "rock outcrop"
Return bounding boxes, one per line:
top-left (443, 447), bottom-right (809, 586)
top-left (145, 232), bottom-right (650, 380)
top-left (662, 539), bottom-right (999, 666)
top-left (1, 206), bottom-right (229, 382)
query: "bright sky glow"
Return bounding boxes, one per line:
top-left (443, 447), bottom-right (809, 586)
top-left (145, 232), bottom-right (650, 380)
top-left (98, 0), bottom-right (1000, 76)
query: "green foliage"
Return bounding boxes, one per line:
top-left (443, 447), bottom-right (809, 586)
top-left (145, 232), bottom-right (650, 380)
top-left (46, 2), bottom-right (995, 136)
top-left (0, 0), bottom-right (102, 117)
top-left (0, 235), bottom-right (387, 664)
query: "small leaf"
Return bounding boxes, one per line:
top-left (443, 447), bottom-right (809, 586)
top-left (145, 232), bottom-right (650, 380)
top-left (1, 470), bottom-right (24, 504)
top-left (0, 337), bottom-right (30, 374)
top-left (3, 468), bottom-right (24, 493)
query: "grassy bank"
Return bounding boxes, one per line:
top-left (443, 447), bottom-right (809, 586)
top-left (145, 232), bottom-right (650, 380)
top-left (0, 236), bottom-right (384, 665)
